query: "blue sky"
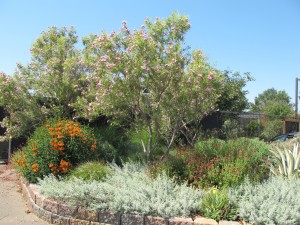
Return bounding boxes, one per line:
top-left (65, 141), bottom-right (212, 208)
top-left (1, 0), bottom-right (300, 104)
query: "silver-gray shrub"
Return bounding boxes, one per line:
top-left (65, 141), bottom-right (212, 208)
top-left (229, 177), bottom-right (300, 225)
top-left (38, 174), bottom-right (111, 210)
top-left (38, 162), bottom-right (203, 217)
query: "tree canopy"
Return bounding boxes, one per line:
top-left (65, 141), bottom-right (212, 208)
top-left (251, 88), bottom-right (292, 114)
top-left (74, 12), bottom-right (223, 161)
top-left (250, 88), bottom-right (294, 140)
top-left (217, 70), bottom-right (253, 112)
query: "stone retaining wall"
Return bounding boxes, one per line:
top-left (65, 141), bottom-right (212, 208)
top-left (20, 177), bottom-right (249, 225)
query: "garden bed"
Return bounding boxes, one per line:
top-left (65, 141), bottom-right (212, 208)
top-left (19, 176), bottom-right (246, 225)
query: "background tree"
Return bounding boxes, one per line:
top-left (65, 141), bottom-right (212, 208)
top-left (0, 27), bottom-right (86, 138)
top-left (0, 71), bottom-right (43, 139)
top-left (250, 88), bottom-right (294, 140)
top-left (251, 88), bottom-right (291, 113)
top-left (18, 26), bottom-right (86, 119)
top-left (216, 71), bottom-right (253, 112)
top-left (74, 12), bottom-right (223, 162)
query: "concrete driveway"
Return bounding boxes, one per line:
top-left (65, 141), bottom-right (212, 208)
top-left (0, 162), bottom-right (49, 225)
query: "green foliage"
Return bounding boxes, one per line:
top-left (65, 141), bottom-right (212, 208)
top-left (67, 161), bottom-right (111, 181)
top-left (249, 88), bottom-right (294, 141)
top-left (250, 88), bottom-right (294, 140)
top-left (245, 120), bottom-right (261, 137)
top-left (93, 126), bottom-right (155, 163)
top-left (221, 118), bottom-right (242, 139)
top-left (200, 188), bottom-right (237, 222)
top-left (269, 142), bottom-right (300, 178)
top-left (263, 100), bottom-right (294, 117)
top-left (217, 71), bottom-right (253, 111)
top-left (38, 162), bottom-right (203, 217)
top-left (150, 154), bottom-right (188, 182)
top-left (261, 119), bottom-right (282, 140)
top-left (173, 138), bottom-right (270, 188)
top-left (229, 177), bottom-right (300, 225)
top-left (92, 126), bottom-right (127, 163)
top-left (13, 119), bottom-right (97, 183)
top-left (251, 88), bottom-right (292, 113)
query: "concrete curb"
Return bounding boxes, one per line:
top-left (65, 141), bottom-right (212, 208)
top-left (19, 177), bottom-right (248, 225)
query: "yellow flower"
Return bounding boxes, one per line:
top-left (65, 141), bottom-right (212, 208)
top-left (212, 188), bottom-right (218, 195)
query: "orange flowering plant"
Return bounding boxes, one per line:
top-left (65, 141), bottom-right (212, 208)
top-left (13, 119), bottom-right (97, 183)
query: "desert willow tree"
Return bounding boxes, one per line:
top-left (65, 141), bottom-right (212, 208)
top-left (0, 27), bottom-right (87, 138)
top-left (74, 12), bottom-right (223, 163)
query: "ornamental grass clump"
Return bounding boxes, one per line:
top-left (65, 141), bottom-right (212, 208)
top-left (38, 161), bottom-right (203, 217)
top-left (229, 177), bottom-right (300, 225)
top-left (13, 119), bottom-right (97, 183)
top-left (200, 188), bottom-right (237, 222)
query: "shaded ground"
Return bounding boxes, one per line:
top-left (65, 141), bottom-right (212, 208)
top-left (0, 162), bottom-right (49, 225)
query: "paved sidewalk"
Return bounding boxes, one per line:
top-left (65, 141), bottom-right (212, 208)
top-left (0, 162), bottom-right (49, 225)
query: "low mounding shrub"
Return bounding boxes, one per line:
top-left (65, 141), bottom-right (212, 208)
top-left (13, 119), bottom-right (97, 183)
top-left (150, 155), bottom-right (188, 183)
top-left (67, 161), bottom-right (110, 181)
top-left (229, 177), bottom-right (300, 225)
top-left (38, 162), bottom-right (203, 217)
top-left (157, 138), bottom-right (270, 188)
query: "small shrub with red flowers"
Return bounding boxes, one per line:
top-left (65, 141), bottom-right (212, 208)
top-left (13, 119), bottom-right (97, 183)
top-left (153, 138), bottom-right (270, 189)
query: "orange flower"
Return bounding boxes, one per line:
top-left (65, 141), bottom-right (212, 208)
top-left (91, 141), bottom-right (97, 149)
top-left (59, 159), bottom-right (72, 172)
top-left (57, 141), bottom-right (64, 147)
top-left (49, 127), bottom-right (55, 131)
top-left (32, 147), bottom-right (38, 151)
top-left (49, 163), bottom-right (54, 168)
top-left (32, 163), bottom-right (39, 172)
top-left (32, 152), bottom-right (38, 157)
top-left (55, 127), bottom-right (62, 131)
